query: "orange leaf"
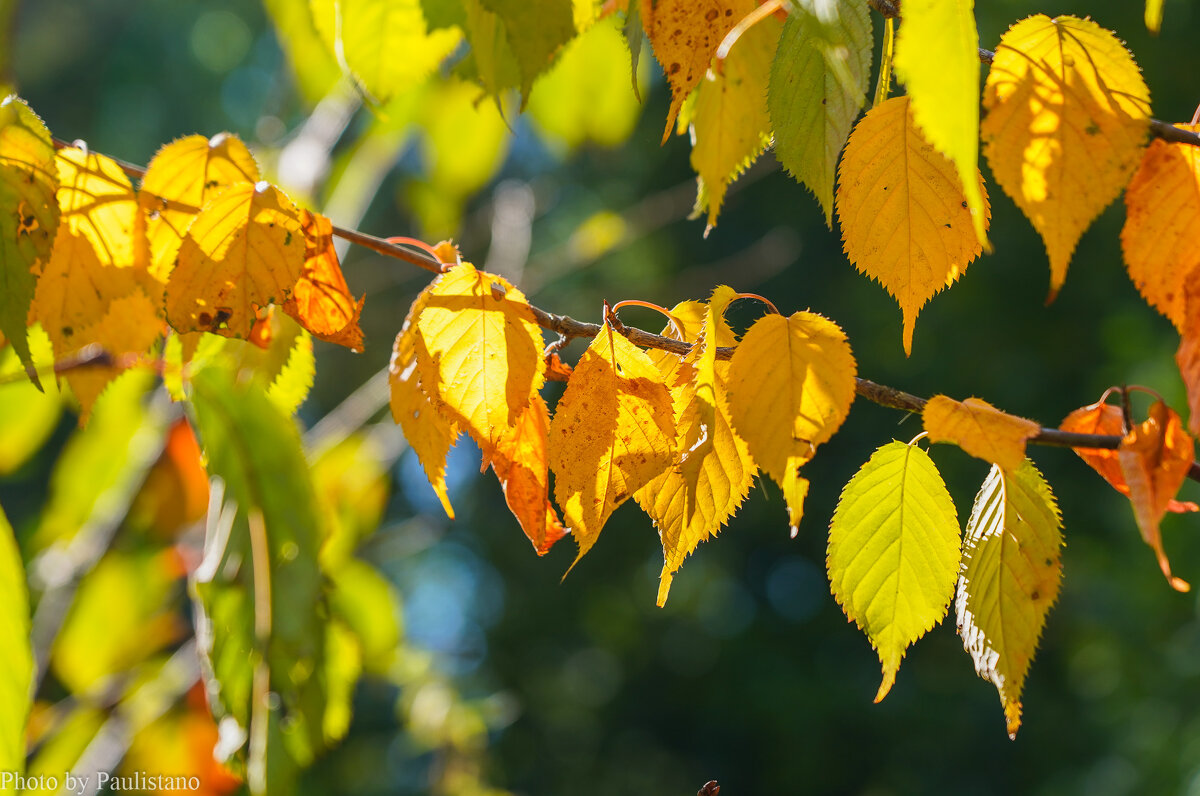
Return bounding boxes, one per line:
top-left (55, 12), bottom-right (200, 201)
top-left (1060, 398), bottom-right (1199, 514)
top-left (1123, 125), bottom-right (1200, 330)
top-left (1180, 268), bottom-right (1200, 437)
top-left (922, 395), bottom-right (1039, 472)
top-left (282, 211), bottom-right (365, 352)
top-left (490, 393), bottom-right (567, 555)
top-left (1117, 400), bottom-right (1195, 591)
top-left (165, 182), bottom-right (306, 338)
top-left (643, 0), bottom-right (754, 144)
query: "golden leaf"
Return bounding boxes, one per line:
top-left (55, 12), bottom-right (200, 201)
top-left (549, 323), bottom-right (675, 563)
top-left (55, 146), bottom-right (148, 272)
top-left (490, 393), bottom-right (567, 555)
top-left (282, 211), bottom-right (365, 352)
top-left (165, 182), bottom-right (306, 339)
top-left (726, 311), bottom-right (856, 533)
top-left (922, 395), bottom-right (1039, 473)
top-left (982, 14), bottom-right (1150, 299)
top-left (837, 95), bottom-right (989, 355)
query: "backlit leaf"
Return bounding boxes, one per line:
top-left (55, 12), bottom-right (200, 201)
top-left (336, 0), bottom-right (461, 102)
top-left (166, 182), bottom-right (307, 338)
top-left (389, 287), bottom-right (459, 519)
top-left (0, 503), bottom-right (31, 774)
top-left (922, 395), bottom-right (1039, 473)
top-left (267, 326), bottom-right (316, 416)
top-left (282, 210), bottom-right (365, 352)
top-left (643, 0), bottom-right (753, 144)
top-left (490, 392), bottom-right (567, 554)
top-left (549, 322), bottom-right (675, 563)
top-left (726, 311), bottom-right (856, 533)
top-left (54, 145), bottom-right (148, 271)
top-left (459, 0), bottom-right (522, 99)
top-left (1117, 400), bottom-right (1194, 591)
top-left (894, 0), bottom-right (986, 244)
top-left (768, 0), bottom-right (872, 225)
top-left (0, 328), bottom-right (61, 474)
top-left (138, 133), bottom-right (259, 283)
top-left (0, 94), bottom-right (59, 380)
top-left (1121, 125), bottom-right (1200, 330)
top-left (1146, 0), bottom-right (1164, 33)
top-left (981, 15), bottom-right (1150, 299)
top-left (688, 9), bottom-right (779, 231)
top-left (414, 262), bottom-right (545, 451)
top-left (957, 460), bottom-right (1063, 739)
top-left (837, 95), bottom-right (989, 355)
top-left (479, 0), bottom-right (575, 103)
top-left (1180, 270), bottom-right (1200, 437)
top-left (828, 441), bottom-right (960, 702)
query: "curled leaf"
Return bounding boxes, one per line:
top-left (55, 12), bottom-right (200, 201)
top-left (282, 211), bottom-right (365, 352)
top-left (922, 395), bottom-right (1039, 473)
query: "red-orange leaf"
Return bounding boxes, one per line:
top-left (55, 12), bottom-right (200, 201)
top-left (489, 393), bottom-right (567, 555)
top-left (1117, 400), bottom-right (1194, 591)
top-left (1177, 268), bottom-right (1200, 437)
top-left (282, 211), bottom-right (365, 352)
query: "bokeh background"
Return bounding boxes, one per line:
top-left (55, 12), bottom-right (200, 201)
top-left (5, 0), bottom-right (1200, 793)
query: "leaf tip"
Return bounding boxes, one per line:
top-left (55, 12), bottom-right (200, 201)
top-left (656, 567), bottom-right (674, 607)
top-left (874, 669), bottom-right (897, 703)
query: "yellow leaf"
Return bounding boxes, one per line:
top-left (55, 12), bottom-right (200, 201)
top-left (389, 287), bottom-right (459, 519)
top-left (635, 288), bottom-right (756, 605)
top-left (54, 146), bottom-right (148, 272)
top-left (1122, 125), bottom-right (1200, 330)
top-left (643, 0), bottom-right (755, 145)
top-left (138, 133), bottom-right (260, 283)
top-left (1146, 0), bottom-right (1165, 33)
top-left (63, 291), bottom-right (161, 417)
top-left (490, 393), bottom-right (567, 555)
top-left (414, 262), bottom-right (546, 452)
top-left (688, 10), bottom-right (779, 231)
top-left (726, 311), bottom-right (856, 533)
top-left (957, 461), bottom-right (1063, 739)
top-left (922, 395), bottom-right (1040, 473)
top-left (894, 0), bottom-right (986, 245)
top-left (981, 14), bottom-right (1150, 299)
top-left (337, 0), bottom-right (462, 102)
top-left (165, 182), bottom-right (307, 338)
top-left (837, 95), bottom-right (989, 355)
top-left (549, 322), bottom-right (675, 563)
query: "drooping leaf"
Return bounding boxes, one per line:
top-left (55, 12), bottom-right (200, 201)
top-left (726, 311), bottom-right (856, 533)
top-left (1117, 400), bottom-right (1194, 591)
top-left (894, 0), bottom-right (986, 244)
top-left (282, 210), bottom-right (365, 352)
top-left (1121, 124), bottom-right (1200, 330)
top-left (138, 133), bottom-right (260, 283)
top-left (549, 322), bottom-right (675, 563)
top-left (981, 14), bottom-right (1151, 299)
top-left (922, 395), bottom-right (1039, 473)
top-left (828, 441), bottom-right (960, 702)
top-left (768, 0), bottom-right (872, 225)
top-left (0, 94), bottom-right (60, 380)
top-left (165, 182), bottom-right (307, 339)
top-left (1146, 0), bottom-right (1164, 33)
top-left (956, 460), bottom-right (1063, 739)
top-left (643, 0), bottom-right (754, 144)
top-left (335, 0), bottom-right (461, 102)
top-left (389, 287), bottom-right (459, 519)
top-left (478, 0), bottom-right (575, 103)
top-left (490, 392), bottom-right (567, 554)
top-left (414, 262), bottom-right (545, 451)
top-left (837, 95), bottom-right (989, 355)
top-left (635, 290), bottom-right (756, 605)
top-left (1059, 397), bottom-right (1198, 513)
top-left (0, 503), bottom-right (31, 775)
top-left (1180, 270), bottom-right (1200, 437)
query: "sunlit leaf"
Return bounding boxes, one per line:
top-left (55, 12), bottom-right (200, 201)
top-left (490, 392), bottom-right (567, 554)
top-left (281, 210), bottom-right (364, 352)
top-left (335, 0), bottom-right (461, 102)
top-left (922, 395), bottom-right (1039, 473)
top-left (0, 328), bottom-right (61, 474)
top-left (828, 441), bottom-right (960, 702)
top-left (0, 503), bottom-right (31, 774)
top-left (479, 0), bottom-right (575, 103)
top-left (956, 460), bottom-right (1063, 739)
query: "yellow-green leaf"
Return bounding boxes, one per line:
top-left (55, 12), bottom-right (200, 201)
top-left (479, 0), bottom-right (575, 103)
top-left (414, 262), bottom-right (545, 452)
top-left (829, 441), bottom-right (960, 702)
top-left (956, 460), bottom-right (1063, 739)
top-left (0, 95), bottom-right (59, 381)
top-left (982, 15), bottom-right (1150, 299)
top-left (549, 323), bottom-right (675, 563)
top-left (336, 0), bottom-right (461, 102)
top-left (837, 95), bottom-right (989, 355)
top-left (688, 10), bottom-right (779, 231)
top-left (726, 311), bottom-right (856, 533)
top-left (1146, 0), bottom-right (1164, 33)
top-left (165, 181), bottom-right (307, 338)
top-left (894, 0), bottom-right (986, 245)
top-left (0, 328), bottom-right (60, 474)
top-left (0, 502), bottom-right (31, 774)
top-left (768, 0), bottom-right (872, 225)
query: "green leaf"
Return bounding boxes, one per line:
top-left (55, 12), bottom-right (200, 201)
top-left (334, 0), bottom-right (461, 102)
top-left (459, 0), bottom-right (522, 99)
top-left (893, 0), bottom-right (987, 245)
top-left (0, 502), bottom-right (31, 774)
top-left (262, 0), bottom-right (340, 104)
top-left (268, 328), bottom-right (315, 416)
top-left (768, 0), bottom-right (872, 225)
top-left (0, 95), bottom-right (60, 384)
top-left (189, 366), bottom-right (332, 774)
top-left (828, 441), bottom-right (960, 702)
top-left (956, 460), bottom-right (1063, 739)
top-left (478, 0), bottom-right (574, 104)
top-left (330, 559), bottom-right (402, 674)
top-left (0, 326), bottom-right (61, 475)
